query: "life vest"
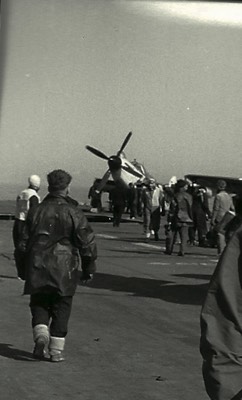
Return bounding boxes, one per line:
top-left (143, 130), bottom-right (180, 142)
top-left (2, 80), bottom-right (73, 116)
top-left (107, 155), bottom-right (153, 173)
top-left (15, 188), bottom-right (40, 221)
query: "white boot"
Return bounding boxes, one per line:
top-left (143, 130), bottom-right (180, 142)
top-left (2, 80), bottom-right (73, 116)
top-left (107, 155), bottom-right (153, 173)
top-left (33, 324), bottom-right (49, 359)
top-left (49, 336), bottom-right (65, 362)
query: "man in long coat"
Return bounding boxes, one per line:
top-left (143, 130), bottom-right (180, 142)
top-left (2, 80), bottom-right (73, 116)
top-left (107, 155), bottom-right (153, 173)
top-left (200, 222), bottom-right (242, 399)
top-left (20, 169), bottom-right (97, 362)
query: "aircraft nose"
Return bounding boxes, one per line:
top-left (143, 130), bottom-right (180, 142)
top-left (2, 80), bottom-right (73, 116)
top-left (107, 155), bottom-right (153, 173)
top-left (108, 156), bottom-right (122, 171)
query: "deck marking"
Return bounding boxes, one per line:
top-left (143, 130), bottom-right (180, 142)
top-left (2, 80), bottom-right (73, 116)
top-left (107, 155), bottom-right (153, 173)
top-left (133, 242), bottom-right (165, 250)
top-left (96, 234), bottom-right (117, 239)
top-left (149, 262), bottom-right (170, 265)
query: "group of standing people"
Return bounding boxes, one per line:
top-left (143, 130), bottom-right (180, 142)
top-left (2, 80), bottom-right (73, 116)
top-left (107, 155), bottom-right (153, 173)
top-left (165, 178), bottom-right (236, 257)
top-left (12, 170), bottom-right (97, 362)
top-left (140, 177), bottom-right (236, 258)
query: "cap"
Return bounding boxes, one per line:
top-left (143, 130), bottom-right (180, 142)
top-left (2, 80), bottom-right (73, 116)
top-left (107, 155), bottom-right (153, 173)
top-left (28, 174), bottom-right (41, 189)
top-left (47, 169), bottom-right (72, 192)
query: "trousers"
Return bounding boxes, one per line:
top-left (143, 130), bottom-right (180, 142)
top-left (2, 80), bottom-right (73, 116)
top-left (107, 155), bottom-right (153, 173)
top-left (30, 293), bottom-right (73, 338)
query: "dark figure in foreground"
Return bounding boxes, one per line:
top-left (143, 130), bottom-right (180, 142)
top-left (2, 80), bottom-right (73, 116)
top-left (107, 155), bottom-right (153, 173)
top-left (165, 179), bottom-right (193, 256)
top-left (20, 170), bottom-right (97, 362)
top-left (12, 174), bottom-right (41, 279)
top-left (200, 216), bottom-right (242, 400)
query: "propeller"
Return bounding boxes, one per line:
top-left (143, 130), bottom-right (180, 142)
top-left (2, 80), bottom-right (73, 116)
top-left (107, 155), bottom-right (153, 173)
top-left (96, 169), bottom-right (111, 192)
top-left (116, 131), bottom-right (132, 157)
top-left (85, 145), bottom-right (109, 160)
top-left (86, 131), bottom-right (133, 191)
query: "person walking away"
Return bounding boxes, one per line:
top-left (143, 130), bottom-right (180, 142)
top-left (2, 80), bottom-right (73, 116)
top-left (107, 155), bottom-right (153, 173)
top-left (111, 185), bottom-right (127, 227)
top-left (19, 169), bottom-right (97, 362)
top-left (210, 179), bottom-right (235, 255)
top-left (142, 179), bottom-right (163, 241)
top-left (12, 174), bottom-right (41, 279)
top-left (165, 179), bottom-right (193, 256)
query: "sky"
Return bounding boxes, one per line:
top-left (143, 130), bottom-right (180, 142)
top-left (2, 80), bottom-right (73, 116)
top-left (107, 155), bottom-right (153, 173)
top-left (1, 0), bottom-right (242, 191)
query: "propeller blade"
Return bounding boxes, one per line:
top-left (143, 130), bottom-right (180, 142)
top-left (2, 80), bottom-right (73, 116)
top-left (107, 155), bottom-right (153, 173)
top-left (116, 131), bottom-right (132, 156)
top-left (86, 145), bottom-right (109, 160)
top-left (96, 169), bottom-right (111, 192)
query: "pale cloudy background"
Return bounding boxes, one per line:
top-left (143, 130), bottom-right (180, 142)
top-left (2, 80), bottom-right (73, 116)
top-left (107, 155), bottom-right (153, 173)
top-left (1, 0), bottom-right (242, 200)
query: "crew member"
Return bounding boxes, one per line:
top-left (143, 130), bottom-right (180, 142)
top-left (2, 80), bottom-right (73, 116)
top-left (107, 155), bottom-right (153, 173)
top-left (12, 174), bottom-right (41, 279)
top-left (142, 179), bottom-right (163, 241)
top-left (210, 179), bottom-right (235, 255)
top-left (200, 220), bottom-right (242, 399)
top-left (20, 169), bottom-right (97, 362)
top-left (164, 179), bottom-right (193, 256)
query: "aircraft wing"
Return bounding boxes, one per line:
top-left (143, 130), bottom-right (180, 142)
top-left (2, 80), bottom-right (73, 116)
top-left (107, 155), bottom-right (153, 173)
top-left (185, 174), bottom-right (242, 196)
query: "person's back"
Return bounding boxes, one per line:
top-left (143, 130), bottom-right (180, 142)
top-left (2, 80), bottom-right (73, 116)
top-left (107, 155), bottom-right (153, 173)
top-left (211, 179), bottom-right (235, 255)
top-left (175, 191), bottom-right (193, 224)
top-left (24, 194), bottom-right (96, 296)
top-left (15, 187), bottom-right (40, 221)
top-left (212, 190), bottom-right (234, 224)
top-left (211, 180), bottom-right (234, 225)
top-left (21, 169), bottom-right (97, 363)
top-left (165, 179), bottom-right (193, 256)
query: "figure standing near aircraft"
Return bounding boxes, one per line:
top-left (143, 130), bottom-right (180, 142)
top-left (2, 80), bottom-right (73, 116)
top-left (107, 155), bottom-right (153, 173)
top-left (88, 181), bottom-right (102, 212)
top-left (126, 182), bottom-right (138, 219)
top-left (164, 179), bottom-right (193, 256)
top-left (142, 179), bottom-right (163, 241)
top-left (210, 179), bottom-right (235, 255)
top-left (12, 174), bottom-right (41, 279)
top-left (188, 185), bottom-right (211, 247)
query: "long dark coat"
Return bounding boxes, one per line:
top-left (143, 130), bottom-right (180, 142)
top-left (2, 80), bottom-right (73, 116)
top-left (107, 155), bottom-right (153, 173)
top-left (200, 223), bottom-right (242, 400)
top-left (22, 194), bottom-right (97, 296)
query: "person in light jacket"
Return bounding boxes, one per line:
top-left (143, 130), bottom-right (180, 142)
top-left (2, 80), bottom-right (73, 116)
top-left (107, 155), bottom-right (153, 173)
top-left (12, 174), bottom-right (41, 279)
top-left (210, 179), bottom-right (235, 255)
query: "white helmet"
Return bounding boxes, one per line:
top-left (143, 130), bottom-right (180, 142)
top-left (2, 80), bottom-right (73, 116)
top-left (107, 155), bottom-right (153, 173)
top-left (28, 174), bottom-right (41, 189)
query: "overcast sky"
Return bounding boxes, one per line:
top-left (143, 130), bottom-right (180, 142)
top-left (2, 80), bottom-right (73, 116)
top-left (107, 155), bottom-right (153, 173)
top-left (1, 0), bottom-right (242, 189)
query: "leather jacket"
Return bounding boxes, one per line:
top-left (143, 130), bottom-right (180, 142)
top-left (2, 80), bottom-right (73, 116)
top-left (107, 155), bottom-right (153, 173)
top-left (22, 193), bottom-right (97, 296)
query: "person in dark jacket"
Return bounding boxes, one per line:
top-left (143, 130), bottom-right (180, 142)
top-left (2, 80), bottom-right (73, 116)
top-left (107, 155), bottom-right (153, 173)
top-left (200, 221), bottom-right (242, 400)
top-left (188, 185), bottom-right (211, 247)
top-left (20, 169), bottom-right (97, 362)
top-left (164, 179), bottom-right (193, 256)
top-left (126, 182), bottom-right (138, 219)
